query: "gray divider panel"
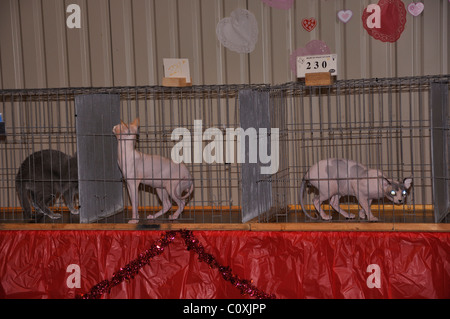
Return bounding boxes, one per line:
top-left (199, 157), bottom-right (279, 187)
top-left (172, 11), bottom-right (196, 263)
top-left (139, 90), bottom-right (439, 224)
top-left (75, 94), bottom-right (123, 223)
top-left (239, 89), bottom-right (273, 223)
top-left (430, 82), bottom-right (450, 222)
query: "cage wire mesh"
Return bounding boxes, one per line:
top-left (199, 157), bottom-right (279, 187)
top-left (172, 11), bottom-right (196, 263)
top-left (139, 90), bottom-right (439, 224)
top-left (264, 77), bottom-right (449, 223)
top-left (0, 75), bottom-right (449, 224)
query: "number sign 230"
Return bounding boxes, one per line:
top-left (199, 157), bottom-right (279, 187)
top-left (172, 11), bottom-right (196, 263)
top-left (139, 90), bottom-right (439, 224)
top-left (297, 54), bottom-right (337, 78)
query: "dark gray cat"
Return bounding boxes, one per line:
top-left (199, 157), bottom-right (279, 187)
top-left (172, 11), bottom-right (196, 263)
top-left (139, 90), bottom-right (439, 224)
top-left (16, 149), bottom-right (79, 222)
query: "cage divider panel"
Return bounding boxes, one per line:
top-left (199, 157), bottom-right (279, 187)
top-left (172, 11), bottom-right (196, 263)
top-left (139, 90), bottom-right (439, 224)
top-left (239, 89), bottom-right (273, 223)
top-left (75, 94), bottom-right (123, 223)
top-left (430, 82), bottom-right (450, 222)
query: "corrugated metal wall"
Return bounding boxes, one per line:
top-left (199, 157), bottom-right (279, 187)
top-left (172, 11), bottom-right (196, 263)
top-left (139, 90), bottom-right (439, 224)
top-left (1, 0), bottom-right (449, 89)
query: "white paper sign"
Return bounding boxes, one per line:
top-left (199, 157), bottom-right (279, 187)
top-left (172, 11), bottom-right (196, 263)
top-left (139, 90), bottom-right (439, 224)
top-left (163, 58), bottom-right (191, 83)
top-left (297, 54), bottom-right (337, 78)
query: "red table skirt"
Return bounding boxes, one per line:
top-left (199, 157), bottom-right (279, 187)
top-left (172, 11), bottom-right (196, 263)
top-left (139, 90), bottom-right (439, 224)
top-left (0, 230), bottom-right (449, 299)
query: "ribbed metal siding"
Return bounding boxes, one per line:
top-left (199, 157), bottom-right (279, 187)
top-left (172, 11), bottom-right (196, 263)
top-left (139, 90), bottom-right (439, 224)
top-left (0, 0), bottom-right (449, 88)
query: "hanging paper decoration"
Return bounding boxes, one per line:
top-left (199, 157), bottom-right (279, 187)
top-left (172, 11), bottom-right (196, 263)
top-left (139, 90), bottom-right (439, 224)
top-left (301, 18), bottom-right (317, 32)
top-left (407, 2), bottom-right (424, 16)
top-left (261, 0), bottom-right (293, 10)
top-left (216, 8), bottom-right (258, 54)
top-left (362, 0), bottom-right (406, 43)
top-left (337, 10), bottom-right (353, 23)
top-left (289, 40), bottom-right (331, 74)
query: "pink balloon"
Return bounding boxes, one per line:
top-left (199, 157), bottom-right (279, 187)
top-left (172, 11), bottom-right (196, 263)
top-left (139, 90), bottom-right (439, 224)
top-left (289, 40), bottom-right (331, 73)
top-left (305, 40), bottom-right (331, 55)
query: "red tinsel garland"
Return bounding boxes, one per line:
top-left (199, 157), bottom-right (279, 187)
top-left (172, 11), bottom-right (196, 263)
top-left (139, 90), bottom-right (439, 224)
top-left (77, 230), bottom-right (276, 299)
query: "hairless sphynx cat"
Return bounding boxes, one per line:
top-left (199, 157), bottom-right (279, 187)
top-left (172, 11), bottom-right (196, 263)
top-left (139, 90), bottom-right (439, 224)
top-left (299, 158), bottom-right (412, 221)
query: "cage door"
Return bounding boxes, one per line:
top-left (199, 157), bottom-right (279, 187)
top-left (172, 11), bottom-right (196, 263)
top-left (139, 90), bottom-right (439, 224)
top-left (75, 94), bottom-right (123, 222)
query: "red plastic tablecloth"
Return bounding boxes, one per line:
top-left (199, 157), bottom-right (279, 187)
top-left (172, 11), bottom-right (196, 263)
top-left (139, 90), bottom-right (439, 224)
top-left (0, 230), bottom-right (449, 299)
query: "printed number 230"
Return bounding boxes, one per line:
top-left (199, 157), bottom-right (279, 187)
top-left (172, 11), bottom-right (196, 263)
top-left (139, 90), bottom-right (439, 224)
top-left (306, 61), bottom-right (327, 70)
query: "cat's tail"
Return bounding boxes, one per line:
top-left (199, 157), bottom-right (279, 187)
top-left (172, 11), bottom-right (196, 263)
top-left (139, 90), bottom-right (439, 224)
top-left (15, 173), bottom-right (33, 220)
top-left (180, 180), bottom-right (194, 200)
top-left (299, 174), bottom-right (318, 220)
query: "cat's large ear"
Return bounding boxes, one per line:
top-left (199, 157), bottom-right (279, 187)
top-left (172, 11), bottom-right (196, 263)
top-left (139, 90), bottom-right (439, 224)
top-left (113, 121), bottom-right (126, 135)
top-left (383, 177), bottom-right (391, 188)
top-left (403, 177), bottom-right (413, 190)
top-left (129, 118), bottom-right (140, 134)
top-left (131, 118), bottom-right (140, 127)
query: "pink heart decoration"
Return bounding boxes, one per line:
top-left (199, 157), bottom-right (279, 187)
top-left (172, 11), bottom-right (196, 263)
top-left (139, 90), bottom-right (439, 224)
top-left (337, 10), bottom-right (353, 23)
top-left (407, 2), bottom-right (424, 16)
top-left (301, 18), bottom-right (317, 32)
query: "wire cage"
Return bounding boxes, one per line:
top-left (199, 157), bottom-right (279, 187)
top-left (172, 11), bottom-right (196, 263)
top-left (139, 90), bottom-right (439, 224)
top-left (0, 84), bottom-right (265, 223)
top-left (0, 75), bottom-right (449, 224)
top-left (261, 76), bottom-right (450, 223)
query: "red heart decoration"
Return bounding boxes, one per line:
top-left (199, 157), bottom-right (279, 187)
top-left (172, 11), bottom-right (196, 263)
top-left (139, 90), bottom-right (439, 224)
top-left (301, 18), bottom-right (317, 32)
top-left (362, 0), bottom-right (406, 43)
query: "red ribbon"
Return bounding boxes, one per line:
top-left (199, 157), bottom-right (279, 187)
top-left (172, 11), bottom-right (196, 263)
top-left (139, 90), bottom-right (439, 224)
top-left (77, 230), bottom-right (275, 299)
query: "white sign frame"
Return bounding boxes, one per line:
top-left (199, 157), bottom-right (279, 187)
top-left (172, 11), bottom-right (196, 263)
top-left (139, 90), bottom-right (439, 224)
top-left (297, 54), bottom-right (338, 78)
